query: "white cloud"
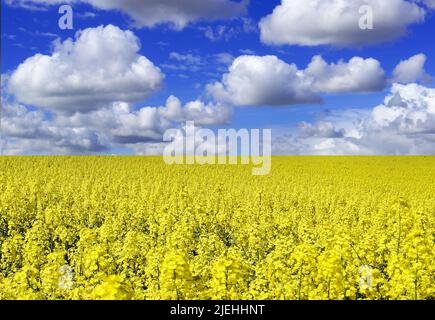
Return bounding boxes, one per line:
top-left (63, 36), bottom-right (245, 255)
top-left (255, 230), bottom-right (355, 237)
top-left (5, 0), bottom-right (248, 29)
top-left (59, 96), bottom-right (231, 143)
top-left (4, 83), bottom-right (434, 155)
top-left (371, 83), bottom-right (435, 134)
top-left (207, 55), bottom-right (321, 106)
top-left (306, 55), bottom-right (386, 93)
top-left (2, 99), bottom-right (107, 154)
top-left (7, 25), bottom-right (164, 113)
top-left (273, 83), bottom-right (435, 155)
top-left (259, 0), bottom-right (427, 46)
top-left (392, 53), bottom-right (432, 84)
top-left (1, 95), bottom-right (231, 154)
top-left (207, 55), bottom-right (386, 107)
top-left (158, 96), bottom-right (232, 126)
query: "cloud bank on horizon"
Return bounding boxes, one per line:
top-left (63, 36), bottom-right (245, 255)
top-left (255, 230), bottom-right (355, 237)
top-left (1, 0), bottom-right (434, 155)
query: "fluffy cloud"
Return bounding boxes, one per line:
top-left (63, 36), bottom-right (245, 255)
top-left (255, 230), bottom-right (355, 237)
top-left (5, 0), bottom-right (248, 29)
top-left (306, 56), bottom-right (386, 93)
top-left (3, 23), bottom-right (233, 154)
top-left (371, 83), bottom-right (435, 134)
top-left (207, 55), bottom-right (320, 106)
top-left (2, 100), bottom-right (107, 154)
top-left (207, 55), bottom-right (386, 107)
top-left (273, 83), bottom-right (435, 155)
top-left (259, 0), bottom-right (427, 46)
top-left (392, 53), bottom-right (432, 84)
top-left (1, 95), bottom-right (231, 154)
top-left (7, 25), bottom-right (164, 113)
top-left (158, 96), bottom-right (232, 126)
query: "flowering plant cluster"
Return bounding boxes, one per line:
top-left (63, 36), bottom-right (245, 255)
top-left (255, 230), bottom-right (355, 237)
top-left (0, 156), bottom-right (433, 300)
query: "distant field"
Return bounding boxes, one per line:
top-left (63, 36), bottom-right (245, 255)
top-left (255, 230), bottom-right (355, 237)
top-left (0, 156), bottom-right (434, 300)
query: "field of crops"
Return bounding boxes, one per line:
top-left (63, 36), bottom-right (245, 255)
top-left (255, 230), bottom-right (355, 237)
top-left (0, 156), bottom-right (433, 300)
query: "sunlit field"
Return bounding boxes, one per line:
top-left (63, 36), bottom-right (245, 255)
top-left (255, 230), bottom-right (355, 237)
top-left (0, 156), bottom-right (433, 300)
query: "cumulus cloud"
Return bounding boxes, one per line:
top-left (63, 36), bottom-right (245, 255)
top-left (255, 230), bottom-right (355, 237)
top-left (158, 96), bottom-right (232, 126)
top-left (371, 83), bottom-right (435, 135)
top-left (273, 83), bottom-right (435, 155)
top-left (1, 95), bottom-right (231, 154)
top-left (207, 55), bottom-right (386, 107)
top-left (5, 0), bottom-right (248, 29)
top-left (2, 99), bottom-right (107, 154)
top-left (392, 53), bottom-right (432, 84)
top-left (259, 0), bottom-right (427, 46)
top-left (207, 55), bottom-right (320, 106)
top-left (7, 25), bottom-right (164, 113)
top-left (306, 56), bottom-right (386, 93)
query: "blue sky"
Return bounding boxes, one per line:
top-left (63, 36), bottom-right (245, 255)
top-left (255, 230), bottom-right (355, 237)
top-left (1, 0), bottom-right (435, 155)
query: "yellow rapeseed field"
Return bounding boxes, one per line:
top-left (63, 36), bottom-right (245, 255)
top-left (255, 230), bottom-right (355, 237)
top-left (0, 156), bottom-right (434, 300)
